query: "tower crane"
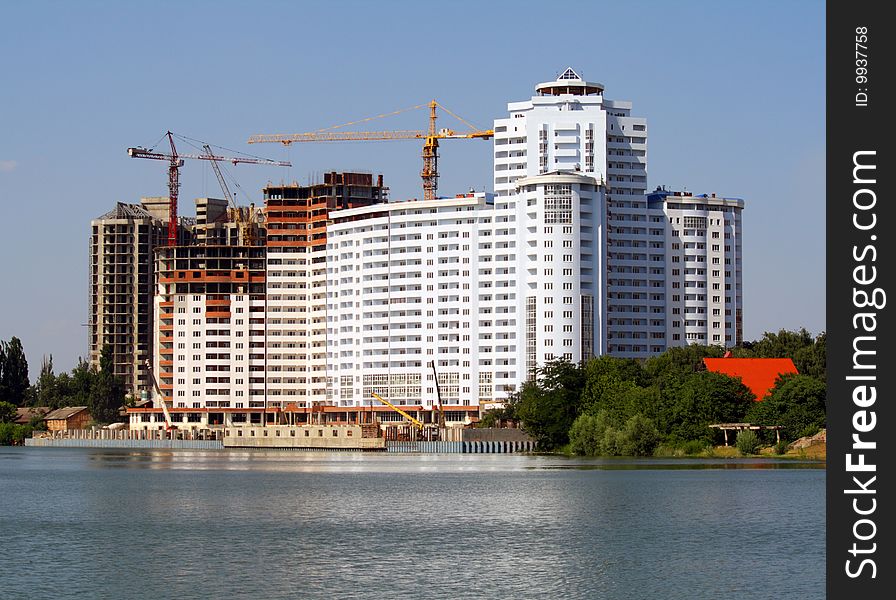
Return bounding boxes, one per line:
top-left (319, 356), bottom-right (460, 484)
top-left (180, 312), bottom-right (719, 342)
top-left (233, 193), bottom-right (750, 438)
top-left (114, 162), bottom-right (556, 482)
top-left (202, 144), bottom-right (257, 246)
top-left (128, 131), bottom-right (291, 246)
top-left (248, 100), bottom-right (493, 201)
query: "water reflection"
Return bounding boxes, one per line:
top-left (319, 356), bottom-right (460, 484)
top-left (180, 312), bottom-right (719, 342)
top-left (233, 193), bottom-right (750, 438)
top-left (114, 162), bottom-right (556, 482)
top-left (1, 447), bottom-right (825, 599)
top-left (77, 448), bottom-right (824, 473)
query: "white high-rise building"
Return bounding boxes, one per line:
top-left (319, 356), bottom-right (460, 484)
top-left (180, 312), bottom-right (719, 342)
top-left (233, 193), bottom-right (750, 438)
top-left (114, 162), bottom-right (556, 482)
top-left (493, 67), bottom-right (646, 195)
top-left (134, 70), bottom-right (744, 429)
top-left (649, 189), bottom-right (744, 348)
top-left (325, 69), bottom-right (655, 409)
top-left (492, 68), bottom-right (657, 358)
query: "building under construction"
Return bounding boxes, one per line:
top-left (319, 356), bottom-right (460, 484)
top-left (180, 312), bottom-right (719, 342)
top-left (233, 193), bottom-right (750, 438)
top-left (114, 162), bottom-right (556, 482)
top-left (89, 198), bottom-right (171, 396)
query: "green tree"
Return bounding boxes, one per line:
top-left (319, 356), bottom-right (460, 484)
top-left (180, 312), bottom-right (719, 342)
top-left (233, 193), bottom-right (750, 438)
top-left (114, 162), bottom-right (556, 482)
top-left (512, 359), bottom-right (586, 449)
top-left (643, 344), bottom-right (725, 389)
top-left (619, 413), bottom-right (661, 456)
top-left (89, 346), bottom-right (125, 424)
top-left (659, 371), bottom-right (754, 443)
top-left (34, 355), bottom-right (59, 408)
top-left (793, 332), bottom-right (826, 382)
top-left (751, 328), bottom-right (813, 359)
top-left (745, 374), bottom-right (826, 442)
top-left (569, 411), bottom-right (612, 455)
top-left (0, 401), bottom-right (17, 423)
top-left (68, 359), bottom-right (96, 407)
top-left (581, 356), bottom-right (651, 419)
top-left (0, 337), bottom-right (30, 406)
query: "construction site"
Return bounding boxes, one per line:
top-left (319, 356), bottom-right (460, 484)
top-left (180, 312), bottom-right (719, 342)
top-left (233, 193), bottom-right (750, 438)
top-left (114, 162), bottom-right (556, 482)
top-left (79, 69), bottom-right (744, 452)
top-left (82, 102), bottom-right (527, 452)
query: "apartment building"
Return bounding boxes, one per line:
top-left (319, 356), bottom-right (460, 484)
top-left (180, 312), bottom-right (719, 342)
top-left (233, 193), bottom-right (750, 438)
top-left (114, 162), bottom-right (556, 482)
top-left (122, 71), bottom-right (744, 426)
top-left (326, 170), bottom-right (607, 410)
top-left (89, 198), bottom-right (169, 396)
top-left (261, 172), bottom-right (387, 409)
top-left (649, 189), bottom-right (744, 347)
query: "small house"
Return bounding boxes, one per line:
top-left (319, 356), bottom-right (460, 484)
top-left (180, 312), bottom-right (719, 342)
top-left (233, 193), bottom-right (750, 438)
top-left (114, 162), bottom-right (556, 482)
top-left (15, 407), bottom-right (48, 425)
top-left (44, 406), bottom-right (92, 431)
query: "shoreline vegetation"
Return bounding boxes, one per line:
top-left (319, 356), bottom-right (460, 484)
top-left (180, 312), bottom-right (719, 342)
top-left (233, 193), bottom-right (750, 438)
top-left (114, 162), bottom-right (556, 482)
top-left (483, 329), bottom-right (826, 460)
top-left (3, 331), bottom-right (826, 457)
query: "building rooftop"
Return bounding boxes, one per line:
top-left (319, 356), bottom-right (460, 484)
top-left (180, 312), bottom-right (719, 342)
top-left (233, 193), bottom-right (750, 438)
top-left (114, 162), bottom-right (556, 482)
top-left (43, 406), bottom-right (89, 421)
top-left (94, 202), bottom-right (157, 221)
top-left (703, 358), bottom-right (799, 401)
top-left (647, 187), bottom-right (744, 209)
top-left (535, 67), bottom-right (604, 96)
top-left (15, 407), bottom-right (48, 425)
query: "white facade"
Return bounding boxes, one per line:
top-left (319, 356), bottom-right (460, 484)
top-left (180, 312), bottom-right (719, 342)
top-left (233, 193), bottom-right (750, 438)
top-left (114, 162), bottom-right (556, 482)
top-left (650, 190), bottom-right (744, 348)
top-left (326, 193), bottom-right (501, 408)
top-left (264, 247), bottom-right (329, 406)
top-left (323, 69), bottom-right (653, 406)
top-left (158, 293), bottom-right (259, 410)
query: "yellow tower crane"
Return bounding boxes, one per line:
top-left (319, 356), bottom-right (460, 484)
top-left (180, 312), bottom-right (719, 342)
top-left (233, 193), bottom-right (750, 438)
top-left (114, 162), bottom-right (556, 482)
top-left (248, 100), bottom-right (493, 202)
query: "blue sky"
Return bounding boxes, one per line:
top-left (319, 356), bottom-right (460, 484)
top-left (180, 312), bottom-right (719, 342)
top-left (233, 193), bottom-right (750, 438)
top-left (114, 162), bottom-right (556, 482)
top-left (0, 0), bottom-right (825, 377)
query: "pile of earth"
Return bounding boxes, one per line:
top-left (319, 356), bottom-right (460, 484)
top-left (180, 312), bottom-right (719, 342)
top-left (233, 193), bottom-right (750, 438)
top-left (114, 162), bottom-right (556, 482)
top-left (786, 428), bottom-right (826, 459)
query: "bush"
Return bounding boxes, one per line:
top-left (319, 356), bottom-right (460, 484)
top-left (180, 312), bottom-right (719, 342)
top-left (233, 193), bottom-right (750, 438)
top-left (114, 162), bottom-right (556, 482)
top-left (736, 429), bottom-right (761, 455)
top-left (681, 439), bottom-right (709, 455)
top-left (569, 411), bottom-right (660, 456)
top-left (0, 423), bottom-right (32, 446)
top-left (619, 413), bottom-right (661, 456)
top-left (569, 411), bottom-right (611, 455)
top-left (774, 440), bottom-right (789, 455)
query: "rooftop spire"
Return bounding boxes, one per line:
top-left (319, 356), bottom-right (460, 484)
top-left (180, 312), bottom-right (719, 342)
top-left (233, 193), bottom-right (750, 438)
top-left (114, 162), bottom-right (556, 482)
top-left (558, 67), bottom-right (582, 81)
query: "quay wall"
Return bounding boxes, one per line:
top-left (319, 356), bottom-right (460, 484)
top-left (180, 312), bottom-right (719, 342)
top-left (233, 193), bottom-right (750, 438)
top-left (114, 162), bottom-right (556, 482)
top-left (25, 437), bottom-right (223, 450)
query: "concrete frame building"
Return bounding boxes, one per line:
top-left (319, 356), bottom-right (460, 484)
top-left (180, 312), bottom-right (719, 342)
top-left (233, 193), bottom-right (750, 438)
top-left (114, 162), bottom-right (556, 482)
top-left (146, 175), bottom-right (387, 425)
top-left (89, 199), bottom-right (168, 396)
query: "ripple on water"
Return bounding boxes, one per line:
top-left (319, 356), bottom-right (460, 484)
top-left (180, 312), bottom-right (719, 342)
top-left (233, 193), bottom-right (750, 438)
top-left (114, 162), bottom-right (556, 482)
top-left (0, 448), bottom-right (824, 599)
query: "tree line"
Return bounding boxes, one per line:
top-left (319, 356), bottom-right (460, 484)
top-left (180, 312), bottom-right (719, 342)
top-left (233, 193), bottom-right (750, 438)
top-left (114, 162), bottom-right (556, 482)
top-left (484, 329), bottom-right (826, 456)
top-left (0, 337), bottom-right (127, 444)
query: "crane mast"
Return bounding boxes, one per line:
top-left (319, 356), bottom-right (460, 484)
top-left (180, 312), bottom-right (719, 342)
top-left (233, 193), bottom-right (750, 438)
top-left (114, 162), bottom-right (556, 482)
top-left (421, 100), bottom-right (439, 202)
top-left (166, 132), bottom-right (182, 246)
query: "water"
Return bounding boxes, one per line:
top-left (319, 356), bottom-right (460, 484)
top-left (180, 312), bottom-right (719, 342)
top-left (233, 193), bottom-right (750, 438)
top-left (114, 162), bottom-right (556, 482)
top-left (0, 448), bottom-right (824, 599)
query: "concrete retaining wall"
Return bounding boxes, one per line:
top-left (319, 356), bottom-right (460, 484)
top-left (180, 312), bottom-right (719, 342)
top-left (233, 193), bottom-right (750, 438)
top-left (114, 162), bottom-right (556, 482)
top-left (386, 439), bottom-right (536, 453)
top-left (223, 425), bottom-right (385, 450)
top-left (25, 437), bottom-right (224, 450)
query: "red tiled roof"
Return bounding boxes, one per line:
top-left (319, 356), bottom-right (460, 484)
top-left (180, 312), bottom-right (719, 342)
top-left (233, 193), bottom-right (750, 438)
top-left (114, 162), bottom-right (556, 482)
top-left (703, 358), bottom-right (799, 401)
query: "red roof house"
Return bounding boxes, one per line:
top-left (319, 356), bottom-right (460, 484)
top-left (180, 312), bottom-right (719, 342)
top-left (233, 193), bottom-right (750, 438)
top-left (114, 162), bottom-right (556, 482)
top-left (703, 358), bottom-right (799, 401)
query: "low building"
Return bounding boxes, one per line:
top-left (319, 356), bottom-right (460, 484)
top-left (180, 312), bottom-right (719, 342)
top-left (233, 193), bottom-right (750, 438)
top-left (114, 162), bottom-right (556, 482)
top-left (15, 407), bottom-right (48, 425)
top-left (44, 407), bottom-right (92, 431)
top-left (703, 358), bottom-right (798, 401)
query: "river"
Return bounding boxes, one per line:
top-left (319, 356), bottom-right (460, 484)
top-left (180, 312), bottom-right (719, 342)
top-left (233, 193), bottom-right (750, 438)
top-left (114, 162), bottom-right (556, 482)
top-left (0, 448), bottom-right (824, 599)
